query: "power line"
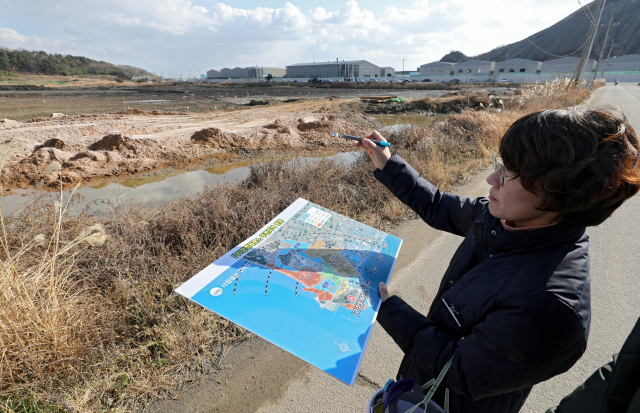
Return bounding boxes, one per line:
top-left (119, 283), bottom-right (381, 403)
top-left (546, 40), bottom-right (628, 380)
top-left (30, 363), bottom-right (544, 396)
top-left (577, 0), bottom-right (597, 25)
top-left (497, 8), bottom-right (590, 59)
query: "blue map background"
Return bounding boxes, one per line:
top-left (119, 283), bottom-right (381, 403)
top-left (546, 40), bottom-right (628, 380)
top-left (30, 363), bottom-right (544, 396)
top-left (187, 202), bottom-right (402, 385)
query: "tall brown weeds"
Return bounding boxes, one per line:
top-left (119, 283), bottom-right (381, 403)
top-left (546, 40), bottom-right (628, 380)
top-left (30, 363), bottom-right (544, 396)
top-left (515, 78), bottom-right (591, 111)
top-left (0, 177), bottom-right (109, 410)
top-left (0, 82), bottom-right (581, 411)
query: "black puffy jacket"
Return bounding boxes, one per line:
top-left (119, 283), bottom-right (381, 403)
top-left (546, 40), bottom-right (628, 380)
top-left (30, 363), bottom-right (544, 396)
top-left (375, 155), bottom-right (591, 413)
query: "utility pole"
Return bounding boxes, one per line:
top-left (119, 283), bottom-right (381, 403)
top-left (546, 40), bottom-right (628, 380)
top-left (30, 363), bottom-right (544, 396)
top-left (574, 0), bottom-right (606, 96)
top-left (593, 16), bottom-right (617, 82)
top-left (497, 52), bottom-right (508, 82)
top-left (600, 38), bottom-right (616, 79)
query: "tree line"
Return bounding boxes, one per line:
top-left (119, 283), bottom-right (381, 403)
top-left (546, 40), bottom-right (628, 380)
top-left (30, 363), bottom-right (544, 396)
top-left (0, 48), bottom-right (152, 79)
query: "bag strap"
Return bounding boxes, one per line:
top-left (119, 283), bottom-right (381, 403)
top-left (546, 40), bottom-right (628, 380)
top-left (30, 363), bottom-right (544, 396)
top-left (420, 378), bottom-right (435, 390)
top-left (406, 349), bottom-right (458, 413)
top-left (444, 388), bottom-right (450, 413)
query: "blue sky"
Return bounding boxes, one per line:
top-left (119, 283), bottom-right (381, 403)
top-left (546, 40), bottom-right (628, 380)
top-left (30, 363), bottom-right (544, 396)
top-left (0, 1), bottom-right (581, 77)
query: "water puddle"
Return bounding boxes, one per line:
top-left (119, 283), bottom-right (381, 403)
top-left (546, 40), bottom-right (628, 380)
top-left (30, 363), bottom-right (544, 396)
top-left (1, 152), bottom-right (361, 216)
top-left (123, 100), bottom-right (171, 104)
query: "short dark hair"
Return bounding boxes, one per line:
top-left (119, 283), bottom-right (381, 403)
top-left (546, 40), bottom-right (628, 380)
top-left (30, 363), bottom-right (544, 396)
top-left (499, 106), bottom-right (640, 227)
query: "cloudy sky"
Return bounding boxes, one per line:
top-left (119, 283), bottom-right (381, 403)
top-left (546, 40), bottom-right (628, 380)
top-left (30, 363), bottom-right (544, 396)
top-left (0, 0), bottom-right (581, 77)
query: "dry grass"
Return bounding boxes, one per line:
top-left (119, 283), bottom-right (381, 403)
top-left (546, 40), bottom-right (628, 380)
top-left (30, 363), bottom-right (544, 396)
top-left (592, 78), bottom-right (606, 90)
top-left (0, 73), bottom-right (143, 88)
top-left (514, 78), bottom-right (591, 111)
top-left (0, 81), bottom-right (584, 412)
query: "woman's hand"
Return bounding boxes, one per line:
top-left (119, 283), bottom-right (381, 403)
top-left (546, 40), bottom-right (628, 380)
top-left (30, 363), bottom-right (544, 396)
top-left (379, 282), bottom-right (390, 303)
top-left (352, 130), bottom-right (391, 170)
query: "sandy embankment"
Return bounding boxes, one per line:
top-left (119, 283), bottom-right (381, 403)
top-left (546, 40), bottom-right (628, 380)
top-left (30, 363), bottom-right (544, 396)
top-left (1, 100), bottom-right (373, 189)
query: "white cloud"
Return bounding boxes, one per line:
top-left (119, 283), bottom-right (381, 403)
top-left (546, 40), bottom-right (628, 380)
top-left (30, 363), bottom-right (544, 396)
top-left (309, 7), bottom-right (333, 22)
top-left (0, 0), bottom-right (582, 75)
top-left (0, 28), bottom-right (64, 50)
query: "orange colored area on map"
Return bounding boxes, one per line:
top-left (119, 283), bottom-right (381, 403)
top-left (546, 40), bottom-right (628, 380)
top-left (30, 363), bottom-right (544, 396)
top-left (274, 266), bottom-right (361, 311)
top-left (309, 239), bottom-right (326, 249)
top-left (303, 287), bottom-right (334, 302)
top-left (277, 267), bottom-right (324, 287)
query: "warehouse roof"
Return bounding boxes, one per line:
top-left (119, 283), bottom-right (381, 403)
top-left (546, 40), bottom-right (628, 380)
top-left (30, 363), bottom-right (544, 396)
top-left (287, 60), bottom-right (373, 66)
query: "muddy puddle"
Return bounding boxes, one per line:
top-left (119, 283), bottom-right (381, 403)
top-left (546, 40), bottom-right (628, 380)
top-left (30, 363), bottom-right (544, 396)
top-left (1, 151), bottom-right (361, 216)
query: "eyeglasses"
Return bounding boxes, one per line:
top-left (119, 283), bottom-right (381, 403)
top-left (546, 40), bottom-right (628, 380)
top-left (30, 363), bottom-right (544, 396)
top-left (493, 154), bottom-right (517, 186)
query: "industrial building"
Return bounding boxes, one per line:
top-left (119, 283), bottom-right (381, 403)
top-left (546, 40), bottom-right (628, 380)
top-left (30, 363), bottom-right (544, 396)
top-left (251, 66), bottom-right (286, 78)
top-left (542, 57), bottom-right (597, 77)
top-left (206, 54), bottom-right (639, 83)
top-left (597, 54), bottom-right (640, 82)
top-left (419, 62), bottom-right (455, 76)
top-left (495, 58), bottom-right (542, 75)
top-left (286, 60), bottom-right (389, 79)
top-left (207, 66), bottom-right (286, 79)
top-left (380, 67), bottom-right (396, 77)
top-left (453, 60), bottom-right (496, 77)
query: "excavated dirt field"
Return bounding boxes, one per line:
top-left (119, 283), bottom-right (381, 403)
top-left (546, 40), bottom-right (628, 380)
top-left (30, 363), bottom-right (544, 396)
top-left (1, 84), bottom-right (519, 191)
top-left (0, 97), bottom-right (382, 190)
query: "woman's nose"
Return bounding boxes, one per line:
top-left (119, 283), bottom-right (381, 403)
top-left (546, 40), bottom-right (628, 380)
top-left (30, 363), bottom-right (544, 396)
top-left (487, 169), bottom-right (500, 187)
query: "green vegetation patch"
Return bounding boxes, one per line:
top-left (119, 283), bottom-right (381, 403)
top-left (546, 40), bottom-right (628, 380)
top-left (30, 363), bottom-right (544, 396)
top-left (0, 392), bottom-right (64, 413)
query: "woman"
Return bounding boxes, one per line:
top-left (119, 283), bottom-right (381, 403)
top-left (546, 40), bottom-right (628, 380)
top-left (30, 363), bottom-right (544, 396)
top-left (353, 107), bottom-right (640, 413)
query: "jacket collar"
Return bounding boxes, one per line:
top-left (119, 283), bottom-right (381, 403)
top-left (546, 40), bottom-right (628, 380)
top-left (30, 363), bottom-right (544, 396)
top-left (475, 209), bottom-right (586, 254)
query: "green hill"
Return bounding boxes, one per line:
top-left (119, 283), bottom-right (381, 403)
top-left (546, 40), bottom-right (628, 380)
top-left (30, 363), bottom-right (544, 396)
top-left (0, 48), bottom-right (152, 79)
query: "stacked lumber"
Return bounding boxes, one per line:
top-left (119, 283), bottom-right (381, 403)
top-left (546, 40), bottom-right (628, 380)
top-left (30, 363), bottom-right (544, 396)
top-left (359, 95), bottom-right (397, 103)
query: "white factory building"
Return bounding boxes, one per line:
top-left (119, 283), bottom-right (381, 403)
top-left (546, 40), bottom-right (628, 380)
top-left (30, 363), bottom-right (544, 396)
top-left (207, 66), bottom-right (286, 79)
top-left (542, 57), bottom-right (596, 78)
top-left (496, 58), bottom-right (542, 75)
top-left (286, 60), bottom-right (393, 79)
top-left (413, 55), bottom-right (640, 82)
top-left (204, 54), bottom-right (640, 83)
top-left (452, 60), bottom-right (496, 78)
top-left (598, 54), bottom-right (640, 82)
top-left (419, 62), bottom-right (455, 76)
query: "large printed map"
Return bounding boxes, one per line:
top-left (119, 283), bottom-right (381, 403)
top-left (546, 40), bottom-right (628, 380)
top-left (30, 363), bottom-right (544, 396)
top-left (175, 198), bottom-right (402, 385)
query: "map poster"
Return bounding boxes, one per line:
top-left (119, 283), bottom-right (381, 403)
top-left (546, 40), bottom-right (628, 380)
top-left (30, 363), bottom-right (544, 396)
top-left (175, 198), bottom-right (402, 385)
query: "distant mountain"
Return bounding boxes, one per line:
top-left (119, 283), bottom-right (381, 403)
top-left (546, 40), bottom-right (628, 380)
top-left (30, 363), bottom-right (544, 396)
top-left (468, 0), bottom-right (640, 62)
top-left (440, 51), bottom-right (468, 63)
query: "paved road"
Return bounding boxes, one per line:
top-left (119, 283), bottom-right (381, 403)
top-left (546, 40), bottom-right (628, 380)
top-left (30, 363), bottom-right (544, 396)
top-left (151, 82), bottom-right (640, 413)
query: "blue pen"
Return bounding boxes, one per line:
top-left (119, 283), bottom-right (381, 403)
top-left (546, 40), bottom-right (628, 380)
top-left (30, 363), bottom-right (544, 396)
top-left (329, 132), bottom-right (391, 147)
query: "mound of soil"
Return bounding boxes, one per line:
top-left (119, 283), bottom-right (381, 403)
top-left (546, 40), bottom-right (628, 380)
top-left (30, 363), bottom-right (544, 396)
top-left (296, 120), bottom-right (333, 133)
top-left (191, 128), bottom-right (240, 149)
top-left (115, 109), bottom-right (181, 116)
top-left (26, 117), bottom-right (48, 123)
top-left (262, 120), bottom-right (284, 130)
top-left (41, 137), bottom-right (66, 150)
top-left (89, 133), bottom-right (137, 152)
top-left (245, 100), bottom-right (271, 106)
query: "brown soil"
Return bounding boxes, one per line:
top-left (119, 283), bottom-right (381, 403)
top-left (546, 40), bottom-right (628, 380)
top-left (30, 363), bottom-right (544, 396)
top-left (1, 99), bottom-right (372, 190)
